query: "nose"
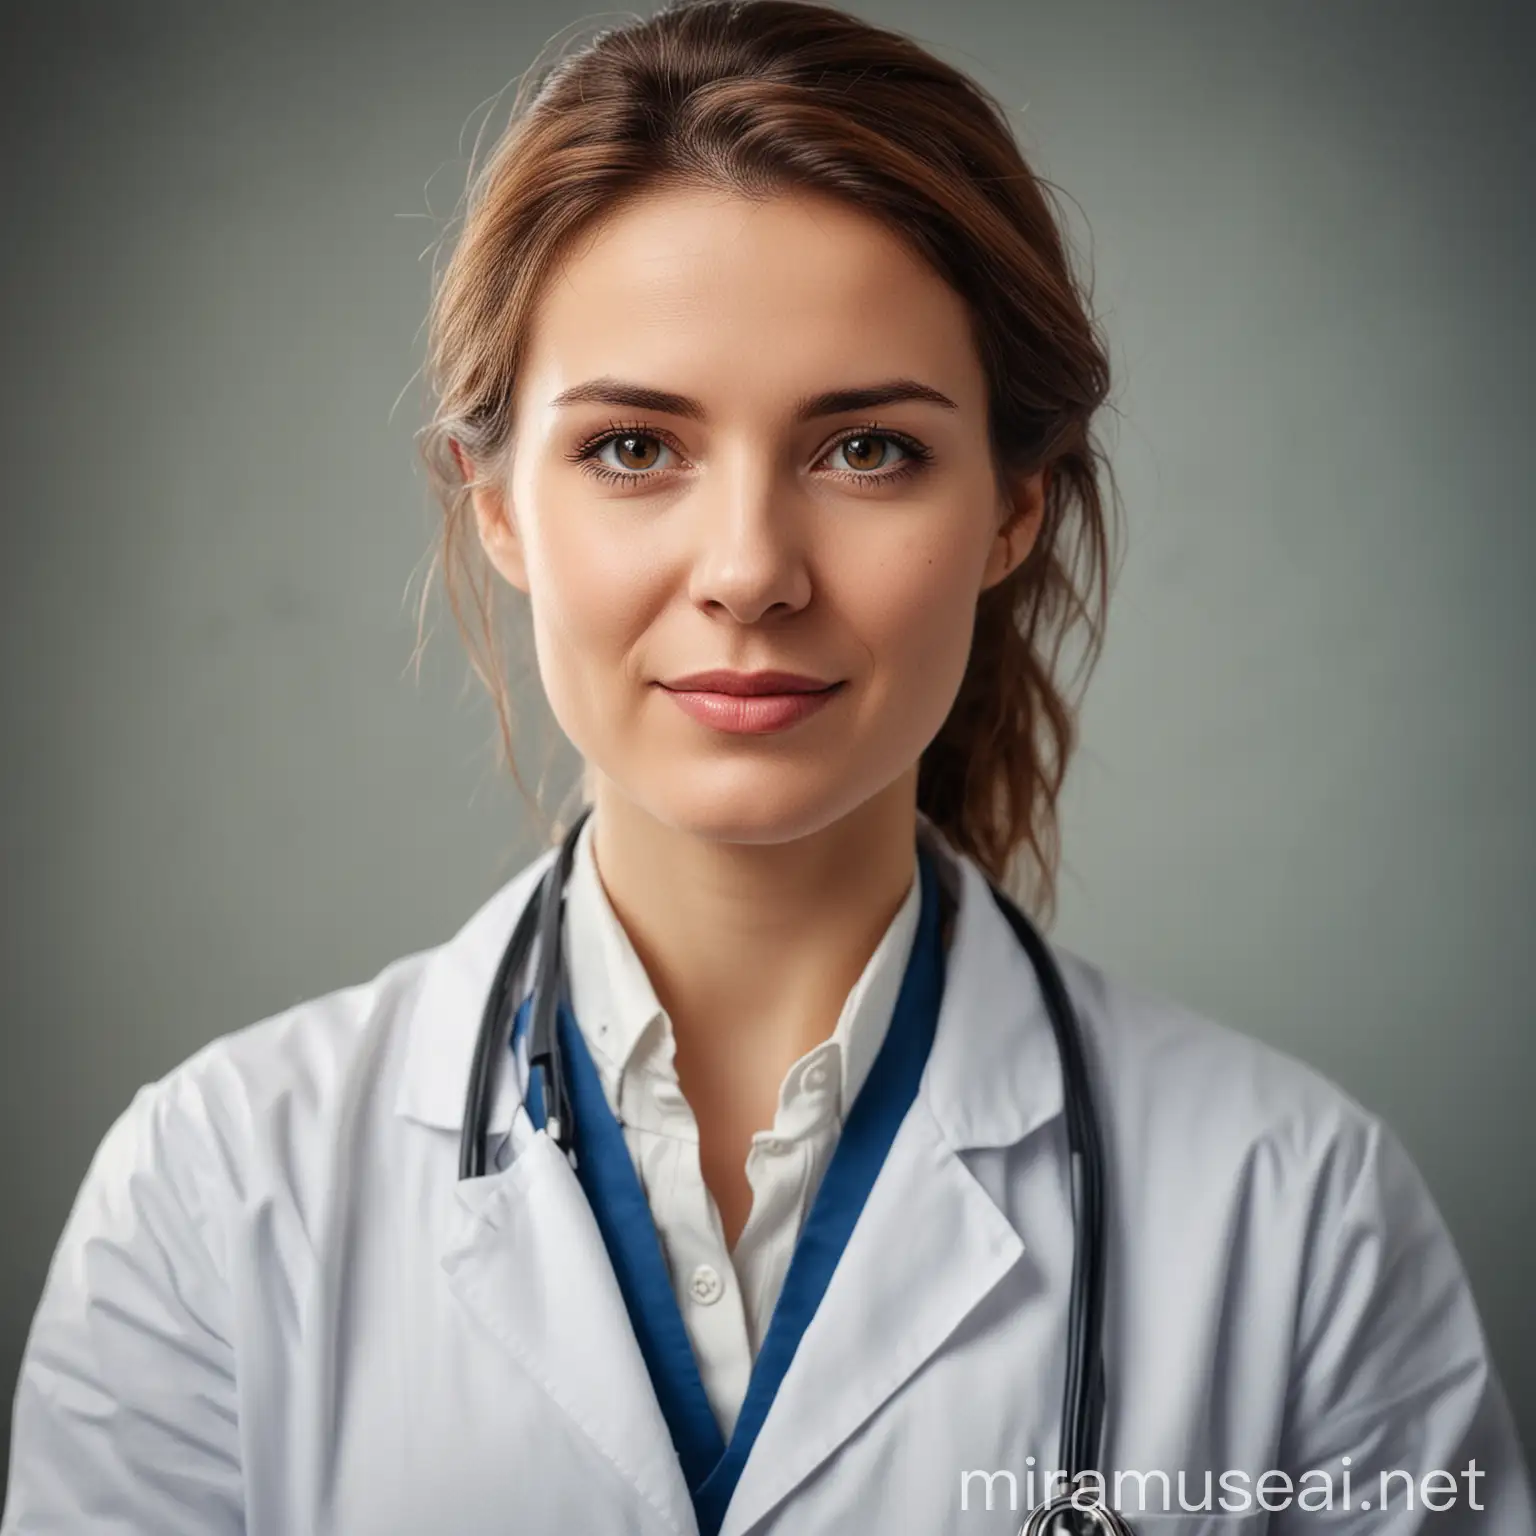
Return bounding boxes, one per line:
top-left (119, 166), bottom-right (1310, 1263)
top-left (685, 456), bottom-right (812, 624)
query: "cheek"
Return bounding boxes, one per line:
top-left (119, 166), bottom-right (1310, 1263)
top-left (844, 522), bottom-right (985, 705)
top-left (519, 499), bottom-right (659, 704)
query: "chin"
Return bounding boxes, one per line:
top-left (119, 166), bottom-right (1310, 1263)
top-left (619, 771), bottom-right (838, 847)
top-left (637, 762), bottom-right (897, 848)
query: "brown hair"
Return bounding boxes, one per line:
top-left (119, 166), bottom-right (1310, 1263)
top-left (415, 0), bottom-right (1122, 922)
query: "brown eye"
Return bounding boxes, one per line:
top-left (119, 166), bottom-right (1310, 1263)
top-left (838, 434), bottom-right (893, 472)
top-left (614, 433), bottom-right (661, 470)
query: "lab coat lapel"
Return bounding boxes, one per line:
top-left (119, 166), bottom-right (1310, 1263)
top-left (402, 848), bottom-right (692, 1531)
top-left (440, 1132), bottom-right (697, 1536)
top-left (719, 1101), bottom-right (1025, 1536)
top-left (719, 850), bottom-right (1068, 1536)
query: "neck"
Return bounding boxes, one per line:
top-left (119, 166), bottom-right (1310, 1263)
top-left (583, 770), bottom-right (922, 1100)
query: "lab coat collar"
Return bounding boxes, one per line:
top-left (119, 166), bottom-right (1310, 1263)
top-left (919, 832), bottom-right (1068, 1150)
top-left (392, 841), bottom-right (559, 1139)
top-left (393, 817), bottom-right (1066, 1156)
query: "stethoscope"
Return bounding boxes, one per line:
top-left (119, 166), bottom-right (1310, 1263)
top-left (458, 805), bottom-right (1131, 1535)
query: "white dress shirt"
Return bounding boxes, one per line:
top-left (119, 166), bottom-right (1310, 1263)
top-left (550, 812), bottom-right (924, 1441)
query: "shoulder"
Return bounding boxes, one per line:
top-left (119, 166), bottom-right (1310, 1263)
top-left (1050, 942), bottom-right (1391, 1218)
top-left (96, 850), bottom-right (553, 1212)
top-left (94, 943), bottom-right (435, 1230)
top-left (1044, 955), bottom-right (1530, 1506)
top-left (1048, 944), bottom-right (1478, 1357)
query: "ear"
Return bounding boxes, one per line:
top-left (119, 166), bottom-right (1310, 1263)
top-left (454, 440), bottom-right (529, 594)
top-left (979, 466), bottom-right (1048, 592)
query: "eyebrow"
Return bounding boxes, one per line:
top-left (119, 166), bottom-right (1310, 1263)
top-left (547, 375), bottom-right (958, 420)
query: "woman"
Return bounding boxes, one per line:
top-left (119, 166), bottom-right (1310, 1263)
top-left (5, 3), bottom-right (1531, 1532)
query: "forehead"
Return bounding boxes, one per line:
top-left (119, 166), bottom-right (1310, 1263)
top-left (517, 185), bottom-right (986, 415)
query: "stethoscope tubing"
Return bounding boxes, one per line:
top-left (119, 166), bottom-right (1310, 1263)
top-left (457, 807), bottom-right (1113, 1507)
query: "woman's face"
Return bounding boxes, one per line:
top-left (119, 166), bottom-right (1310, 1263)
top-left (472, 185), bottom-right (1042, 844)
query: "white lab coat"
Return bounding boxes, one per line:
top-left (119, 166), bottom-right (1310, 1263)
top-left (5, 837), bottom-right (1532, 1535)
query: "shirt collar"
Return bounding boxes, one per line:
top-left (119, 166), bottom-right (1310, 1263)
top-left (562, 810), bottom-right (925, 1118)
top-left (561, 810), bottom-right (666, 1082)
top-left (394, 811), bottom-right (1065, 1153)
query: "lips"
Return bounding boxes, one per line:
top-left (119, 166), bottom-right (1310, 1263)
top-left (659, 669), bottom-right (838, 696)
top-left (656, 673), bottom-right (846, 735)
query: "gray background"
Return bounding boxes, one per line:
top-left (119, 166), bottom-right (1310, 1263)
top-left (2, 0), bottom-right (1531, 1500)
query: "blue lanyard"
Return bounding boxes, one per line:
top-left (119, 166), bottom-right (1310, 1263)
top-left (512, 842), bottom-right (946, 1534)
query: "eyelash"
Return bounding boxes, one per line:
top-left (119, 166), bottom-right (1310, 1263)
top-left (563, 419), bottom-right (935, 488)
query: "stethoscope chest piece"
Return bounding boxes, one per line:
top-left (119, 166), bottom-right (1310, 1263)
top-left (1021, 1485), bottom-right (1137, 1535)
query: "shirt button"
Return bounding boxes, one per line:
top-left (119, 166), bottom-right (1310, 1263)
top-left (689, 1264), bottom-right (724, 1306)
top-left (802, 1063), bottom-right (830, 1093)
